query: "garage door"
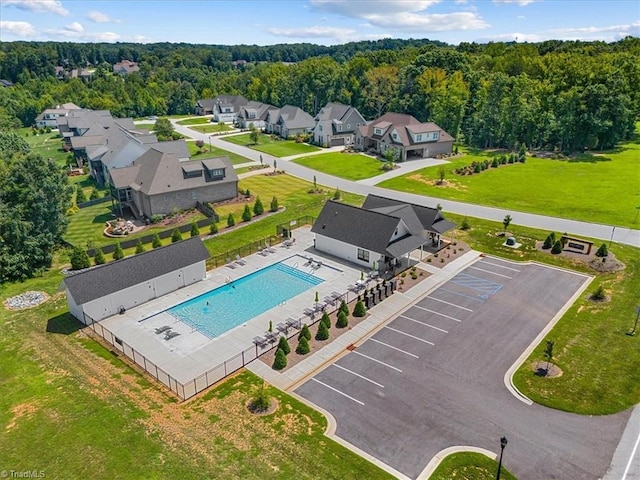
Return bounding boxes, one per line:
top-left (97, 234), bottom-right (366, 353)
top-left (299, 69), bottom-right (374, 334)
top-left (330, 137), bottom-right (345, 146)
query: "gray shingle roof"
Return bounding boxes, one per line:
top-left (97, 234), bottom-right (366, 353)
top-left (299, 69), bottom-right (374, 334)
top-left (362, 194), bottom-right (455, 233)
top-left (63, 237), bottom-right (210, 305)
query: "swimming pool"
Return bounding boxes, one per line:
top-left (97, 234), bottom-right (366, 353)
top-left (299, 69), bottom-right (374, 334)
top-left (167, 262), bottom-right (323, 339)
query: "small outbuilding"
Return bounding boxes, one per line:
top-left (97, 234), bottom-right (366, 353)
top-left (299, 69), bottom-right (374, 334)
top-left (63, 237), bottom-right (210, 324)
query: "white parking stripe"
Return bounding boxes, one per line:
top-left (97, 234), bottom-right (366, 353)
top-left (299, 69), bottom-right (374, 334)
top-left (352, 350), bottom-right (403, 372)
top-left (426, 296), bottom-right (473, 312)
top-left (311, 378), bottom-right (365, 405)
top-left (369, 337), bottom-right (419, 358)
top-left (480, 260), bottom-right (520, 272)
top-left (469, 266), bottom-right (512, 279)
top-left (412, 305), bottom-right (462, 323)
top-left (332, 363), bottom-right (385, 388)
top-left (385, 326), bottom-right (435, 345)
top-left (400, 314), bottom-right (449, 332)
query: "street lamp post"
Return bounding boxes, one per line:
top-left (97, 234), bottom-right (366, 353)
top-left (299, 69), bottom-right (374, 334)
top-left (496, 436), bottom-right (508, 480)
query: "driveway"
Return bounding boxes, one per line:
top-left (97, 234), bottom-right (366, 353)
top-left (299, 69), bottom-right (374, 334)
top-left (294, 257), bottom-right (630, 479)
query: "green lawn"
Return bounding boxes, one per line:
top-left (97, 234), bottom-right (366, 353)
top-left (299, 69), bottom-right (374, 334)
top-left (293, 152), bottom-right (386, 181)
top-left (186, 141), bottom-right (251, 165)
top-left (18, 127), bottom-right (70, 166)
top-left (222, 133), bottom-right (320, 157)
top-left (430, 452), bottom-right (517, 480)
top-left (379, 129), bottom-right (640, 228)
top-left (176, 117), bottom-right (212, 126)
top-left (190, 124), bottom-right (234, 134)
top-left (134, 122), bottom-right (155, 130)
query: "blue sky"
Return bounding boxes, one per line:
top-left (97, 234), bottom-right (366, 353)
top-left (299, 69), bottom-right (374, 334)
top-left (1, 0), bottom-right (638, 45)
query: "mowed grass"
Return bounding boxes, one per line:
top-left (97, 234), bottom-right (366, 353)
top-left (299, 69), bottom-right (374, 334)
top-left (379, 128), bottom-right (640, 228)
top-left (187, 140), bottom-right (251, 164)
top-left (222, 133), bottom-right (320, 157)
top-left (18, 127), bottom-right (70, 165)
top-left (176, 117), bottom-right (212, 125)
top-left (293, 152), bottom-right (386, 181)
top-left (0, 280), bottom-right (391, 479)
top-left (446, 213), bottom-right (640, 414)
top-left (190, 124), bottom-right (234, 134)
top-left (430, 452), bottom-right (517, 480)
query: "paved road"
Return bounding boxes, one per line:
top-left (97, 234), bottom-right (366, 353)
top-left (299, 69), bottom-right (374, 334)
top-left (295, 258), bottom-right (630, 479)
top-left (172, 119), bottom-right (640, 248)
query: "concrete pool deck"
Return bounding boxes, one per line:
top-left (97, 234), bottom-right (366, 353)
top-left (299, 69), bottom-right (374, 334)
top-left (100, 227), bottom-right (375, 385)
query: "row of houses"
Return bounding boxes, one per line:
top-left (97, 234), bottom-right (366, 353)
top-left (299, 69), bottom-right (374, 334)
top-left (195, 96), bottom-right (454, 161)
top-left (50, 106), bottom-right (237, 219)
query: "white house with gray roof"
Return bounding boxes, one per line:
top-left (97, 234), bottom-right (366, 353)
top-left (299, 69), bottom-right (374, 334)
top-left (311, 102), bottom-right (367, 147)
top-left (264, 105), bottom-right (315, 139)
top-left (63, 237), bottom-right (209, 324)
top-left (235, 101), bottom-right (273, 129)
top-left (311, 195), bottom-right (455, 272)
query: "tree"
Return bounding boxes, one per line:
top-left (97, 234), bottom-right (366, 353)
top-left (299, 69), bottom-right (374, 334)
top-left (242, 204), bottom-right (252, 222)
top-left (154, 118), bottom-right (174, 139)
top-left (336, 311), bottom-right (349, 328)
top-left (94, 248), bottom-right (105, 265)
top-left (321, 311), bottom-right (331, 330)
top-left (299, 323), bottom-right (312, 341)
top-left (75, 185), bottom-right (87, 204)
top-left (227, 213), bottom-right (235, 227)
top-left (543, 233), bottom-right (555, 249)
top-left (209, 221), bottom-right (218, 234)
top-left (503, 214), bottom-right (512, 234)
top-left (135, 239), bottom-right (145, 254)
top-left (543, 339), bottom-right (554, 375)
top-left (551, 240), bottom-right (563, 254)
top-left (113, 242), bottom-right (124, 260)
top-left (248, 381), bottom-right (271, 413)
top-left (353, 300), bottom-right (366, 317)
top-left (437, 166), bottom-right (446, 185)
top-left (339, 299), bottom-right (349, 316)
top-left (89, 187), bottom-right (100, 200)
top-left (315, 321), bottom-right (329, 341)
top-left (152, 233), bottom-right (162, 248)
top-left (253, 196), bottom-right (264, 215)
top-left (595, 243), bottom-right (608, 257)
top-left (296, 336), bottom-right (310, 355)
top-left (170, 228), bottom-right (182, 243)
top-left (0, 131), bottom-right (29, 157)
top-left (70, 246), bottom-right (91, 270)
top-left (190, 222), bottom-right (200, 237)
top-left (460, 217), bottom-right (471, 231)
top-left (277, 336), bottom-right (291, 355)
top-left (332, 188), bottom-right (341, 200)
top-left (272, 347), bottom-right (287, 370)
top-left (270, 196), bottom-right (279, 212)
top-left (363, 65), bottom-right (399, 117)
top-left (248, 123), bottom-right (259, 144)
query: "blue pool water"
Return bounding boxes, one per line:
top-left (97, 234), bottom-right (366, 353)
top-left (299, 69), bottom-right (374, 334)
top-left (167, 262), bottom-right (323, 339)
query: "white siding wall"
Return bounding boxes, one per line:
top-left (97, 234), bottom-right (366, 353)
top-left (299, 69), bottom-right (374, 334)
top-left (315, 235), bottom-right (383, 269)
top-left (65, 288), bottom-right (84, 322)
top-left (388, 220), bottom-right (410, 242)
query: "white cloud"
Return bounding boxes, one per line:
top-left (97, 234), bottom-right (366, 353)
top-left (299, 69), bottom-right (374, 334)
top-left (493, 0), bottom-right (537, 5)
top-left (86, 10), bottom-right (120, 23)
top-left (44, 27), bottom-right (121, 42)
top-left (0, 20), bottom-right (36, 37)
top-left (267, 25), bottom-right (356, 39)
top-left (65, 21), bottom-right (83, 33)
top-left (475, 21), bottom-right (640, 43)
top-left (550, 21), bottom-right (640, 37)
top-left (2, 0), bottom-right (69, 16)
top-left (309, 0), bottom-right (488, 32)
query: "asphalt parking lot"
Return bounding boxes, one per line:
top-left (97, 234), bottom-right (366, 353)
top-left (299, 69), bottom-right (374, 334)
top-left (295, 257), bottom-right (630, 479)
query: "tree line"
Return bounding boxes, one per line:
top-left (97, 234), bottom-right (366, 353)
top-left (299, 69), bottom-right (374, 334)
top-left (1, 37), bottom-right (638, 152)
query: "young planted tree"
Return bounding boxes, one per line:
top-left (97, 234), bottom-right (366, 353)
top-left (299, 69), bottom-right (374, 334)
top-left (543, 339), bottom-right (555, 375)
top-left (315, 321), bottom-right (329, 341)
top-left (320, 311), bottom-right (331, 330)
top-left (227, 213), bottom-right (236, 227)
top-left (336, 311), bottom-right (349, 328)
top-left (437, 166), bottom-right (446, 185)
top-left (248, 380), bottom-right (271, 413)
top-left (75, 185), bottom-right (87, 204)
top-left (248, 123), bottom-right (259, 144)
top-left (135, 239), bottom-right (145, 254)
top-left (543, 233), bottom-right (555, 249)
top-left (209, 221), bottom-right (218, 234)
top-left (190, 222), bottom-right (200, 237)
top-left (242, 204), bottom-right (252, 222)
top-left (171, 228), bottom-right (183, 243)
top-left (503, 214), bottom-right (512, 234)
top-left (595, 243), bottom-right (608, 257)
top-left (353, 299), bottom-right (367, 317)
top-left (70, 246), bottom-right (91, 270)
top-left (551, 240), bottom-right (563, 254)
top-left (299, 323), bottom-right (311, 341)
top-left (277, 336), bottom-right (291, 355)
top-left (332, 188), bottom-right (341, 200)
top-left (94, 248), bottom-right (106, 265)
top-left (270, 196), bottom-right (279, 212)
top-left (272, 347), bottom-right (287, 370)
top-left (152, 233), bottom-right (162, 248)
top-left (296, 336), bottom-right (310, 355)
top-left (253, 196), bottom-right (264, 215)
top-left (113, 242), bottom-right (124, 260)
top-left (460, 217), bottom-right (471, 231)
top-left (339, 299), bottom-right (349, 316)
top-left (90, 187), bottom-right (100, 200)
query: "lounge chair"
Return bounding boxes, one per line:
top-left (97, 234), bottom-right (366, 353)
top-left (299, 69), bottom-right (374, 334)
top-left (226, 258), bottom-right (236, 269)
top-left (235, 254), bottom-right (246, 266)
top-left (155, 325), bottom-right (171, 334)
top-left (276, 322), bottom-right (289, 334)
top-left (267, 244), bottom-right (276, 253)
top-left (347, 284), bottom-right (358, 292)
top-left (304, 257), bottom-right (314, 266)
top-left (323, 296), bottom-right (336, 306)
top-left (264, 331), bottom-right (279, 343)
top-left (315, 260), bottom-right (323, 269)
top-left (303, 308), bottom-right (316, 317)
top-left (286, 317), bottom-right (301, 329)
top-left (253, 335), bottom-right (268, 348)
top-left (164, 331), bottom-right (181, 340)
top-left (331, 291), bottom-right (343, 300)
top-left (258, 247), bottom-right (269, 256)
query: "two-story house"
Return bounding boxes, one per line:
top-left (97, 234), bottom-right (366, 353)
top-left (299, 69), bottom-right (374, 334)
top-left (355, 113), bottom-right (453, 161)
top-left (264, 105), bottom-right (315, 139)
top-left (34, 103), bottom-right (82, 128)
top-left (311, 102), bottom-right (367, 147)
top-left (235, 101), bottom-right (273, 130)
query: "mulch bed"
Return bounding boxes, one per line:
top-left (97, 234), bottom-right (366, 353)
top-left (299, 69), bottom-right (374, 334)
top-left (532, 361), bottom-right (563, 378)
top-left (423, 240), bottom-right (471, 269)
top-left (534, 241), bottom-right (625, 273)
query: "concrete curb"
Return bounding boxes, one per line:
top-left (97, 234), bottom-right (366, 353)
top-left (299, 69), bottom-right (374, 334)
top-left (417, 446), bottom-right (498, 480)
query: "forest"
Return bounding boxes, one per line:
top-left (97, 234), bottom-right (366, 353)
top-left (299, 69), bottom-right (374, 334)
top-left (0, 36), bottom-right (638, 152)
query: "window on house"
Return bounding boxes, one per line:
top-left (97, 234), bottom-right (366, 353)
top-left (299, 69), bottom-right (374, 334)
top-left (374, 127), bottom-right (382, 135)
top-left (357, 248), bottom-right (369, 262)
top-left (416, 134), bottom-right (422, 141)
top-left (319, 125), bottom-right (323, 131)
top-left (163, 194), bottom-right (169, 202)
top-left (175, 192), bottom-right (181, 200)
top-left (212, 168), bottom-right (224, 177)
top-left (392, 133), bottom-right (397, 139)
top-left (192, 191), bottom-right (198, 200)
top-left (338, 124), bottom-right (342, 132)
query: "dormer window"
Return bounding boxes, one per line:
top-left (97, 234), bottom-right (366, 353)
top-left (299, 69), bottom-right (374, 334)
top-left (374, 127), bottom-right (383, 135)
top-left (416, 134), bottom-right (422, 141)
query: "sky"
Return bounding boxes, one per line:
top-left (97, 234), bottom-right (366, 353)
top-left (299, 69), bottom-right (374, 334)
top-left (0, 0), bottom-right (638, 46)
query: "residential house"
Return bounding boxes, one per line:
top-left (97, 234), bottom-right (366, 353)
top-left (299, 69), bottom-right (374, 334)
top-left (311, 194), bottom-right (455, 272)
top-left (63, 237), bottom-right (209, 324)
top-left (312, 102), bottom-right (366, 147)
top-left (235, 101), bottom-right (273, 130)
top-left (264, 105), bottom-right (315, 139)
top-left (194, 99), bottom-right (216, 116)
top-left (109, 149), bottom-right (238, 219)
top-left (355, 113), bottom-right (453, 161)
top-left (113, 60), bottom-right (140, 75)
top-left (195, 95), bottom-right (248, 122)
top-left (34, 103), bottom-right (82, 128)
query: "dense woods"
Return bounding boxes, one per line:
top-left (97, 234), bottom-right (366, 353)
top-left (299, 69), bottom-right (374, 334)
top-left (1, 37), bottom-right (638, 152)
